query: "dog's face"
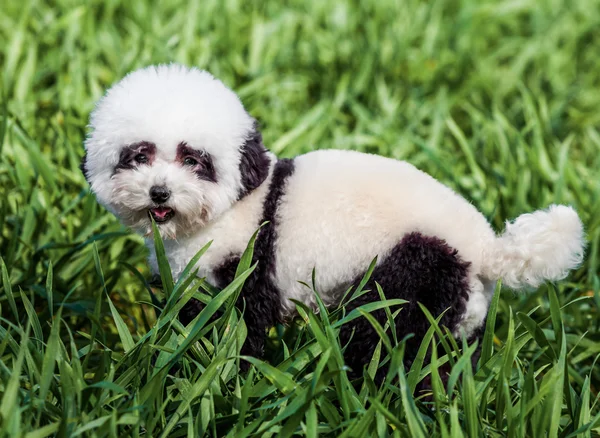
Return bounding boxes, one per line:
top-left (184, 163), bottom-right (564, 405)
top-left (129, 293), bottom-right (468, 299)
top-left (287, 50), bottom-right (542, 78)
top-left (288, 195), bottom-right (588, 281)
top-left (82, 65), bottom-right (270, 239)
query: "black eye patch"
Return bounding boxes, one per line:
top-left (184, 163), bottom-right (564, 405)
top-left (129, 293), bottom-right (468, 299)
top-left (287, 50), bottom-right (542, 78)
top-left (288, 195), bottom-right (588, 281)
top-left (115, 141), bottom-right (157, 172)
top-left (176, 142), bottom-right (216, 183)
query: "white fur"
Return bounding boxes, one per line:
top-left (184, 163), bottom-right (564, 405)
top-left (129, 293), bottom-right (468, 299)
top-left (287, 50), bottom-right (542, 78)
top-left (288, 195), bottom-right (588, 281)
top-left (84, 64), bottom-right (586, 340)
top-left (272, 149), bottom-right (498, 317)
top-left (457, 278), bottom-right (492, 337)
top-left (84, 64), bottom-right (254, 237)
top-left (482, 205), bottom-right (585, 289)
top-left (146, 157), bottom-right (276, 282)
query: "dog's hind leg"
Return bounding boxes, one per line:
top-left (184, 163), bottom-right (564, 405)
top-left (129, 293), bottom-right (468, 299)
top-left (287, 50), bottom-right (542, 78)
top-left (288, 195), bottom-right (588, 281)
top-left (339, 232), bottom-right (476, 383)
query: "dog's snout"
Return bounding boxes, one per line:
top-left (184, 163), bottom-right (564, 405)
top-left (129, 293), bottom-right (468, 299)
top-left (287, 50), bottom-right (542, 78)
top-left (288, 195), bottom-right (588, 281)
top-left (150, 185), bottom-right (171, 204)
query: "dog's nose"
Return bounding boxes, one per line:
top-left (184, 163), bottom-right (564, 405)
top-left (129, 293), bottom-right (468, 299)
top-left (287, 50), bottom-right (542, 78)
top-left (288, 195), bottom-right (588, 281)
top-left (150, 186), bottom-right (171, 204)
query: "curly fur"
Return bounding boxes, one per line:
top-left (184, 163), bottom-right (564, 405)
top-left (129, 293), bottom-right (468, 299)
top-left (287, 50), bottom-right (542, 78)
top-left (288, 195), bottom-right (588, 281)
top-left (178, 159), bottom-right (294, 357)
top-left (339, 232), bottom-right (471, 381)
top-left (483, 205), bottom-right (585, 289)
top-left (238, 124), bottom-right (271, 199)
top-left (82, 63), bottom-right (586, 380)
top-left (235, 159), bottom-right (294, 357)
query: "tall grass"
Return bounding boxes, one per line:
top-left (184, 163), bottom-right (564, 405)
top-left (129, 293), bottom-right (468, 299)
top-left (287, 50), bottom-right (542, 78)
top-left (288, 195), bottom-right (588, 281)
top-left (0, 0), bottom-right (599, 436)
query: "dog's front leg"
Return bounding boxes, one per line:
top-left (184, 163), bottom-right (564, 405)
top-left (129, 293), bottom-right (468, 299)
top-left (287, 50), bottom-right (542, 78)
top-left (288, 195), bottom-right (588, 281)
top-left (235, 276), bottom-right (281, 369)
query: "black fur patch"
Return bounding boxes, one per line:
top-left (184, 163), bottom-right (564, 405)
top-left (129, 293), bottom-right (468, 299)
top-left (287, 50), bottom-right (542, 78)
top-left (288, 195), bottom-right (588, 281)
top-left (238, 124), bottom-right (271, 199)
top-left (176, 159), bottom-right (294, 359)
top-left (176, 142), bottom-right (217, 183)
top-left (237, 158), bottom-right (294, 358)
top-left (177, 298), bottom-right (206, 326)
top-left (80, 153), bottom-right (90, 183)
top-left (213, 254), bottom-right (241, 288)
top-left (338, 232), bottom-right (472, 381)
top-left (115, 141), bottom-right (157, 173)
top-left (175, 256), bottom-right (240, 327)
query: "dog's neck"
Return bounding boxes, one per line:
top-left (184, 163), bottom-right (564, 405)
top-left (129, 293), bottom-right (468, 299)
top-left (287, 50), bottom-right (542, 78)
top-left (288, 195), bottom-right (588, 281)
top-left (145, 156), bottom-right (278, 283)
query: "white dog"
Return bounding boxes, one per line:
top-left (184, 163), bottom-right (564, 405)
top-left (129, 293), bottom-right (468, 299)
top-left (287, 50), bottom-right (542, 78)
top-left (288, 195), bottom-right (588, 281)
top-left (82, 64), bottom-right (585, 378)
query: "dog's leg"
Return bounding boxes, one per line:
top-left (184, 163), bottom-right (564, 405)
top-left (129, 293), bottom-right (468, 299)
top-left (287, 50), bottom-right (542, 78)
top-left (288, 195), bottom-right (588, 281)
top-left (339, 232), bottom-right (474, 383)
top-left (236, 275), bottom-right (281, 366)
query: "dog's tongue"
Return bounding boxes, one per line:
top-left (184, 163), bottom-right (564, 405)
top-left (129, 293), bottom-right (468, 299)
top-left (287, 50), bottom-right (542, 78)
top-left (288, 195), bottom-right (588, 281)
top-left (152, 207), bottom-right (172, 219)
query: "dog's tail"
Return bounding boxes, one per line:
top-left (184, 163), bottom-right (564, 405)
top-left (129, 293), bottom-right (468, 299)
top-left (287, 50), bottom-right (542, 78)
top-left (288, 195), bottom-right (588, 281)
top-left (482, 205), bottom-right (585, 290)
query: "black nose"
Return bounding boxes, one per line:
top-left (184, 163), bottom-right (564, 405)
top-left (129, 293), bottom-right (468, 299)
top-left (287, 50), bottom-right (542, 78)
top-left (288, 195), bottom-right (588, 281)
top-left (150, 186), bottom-right (170, 204)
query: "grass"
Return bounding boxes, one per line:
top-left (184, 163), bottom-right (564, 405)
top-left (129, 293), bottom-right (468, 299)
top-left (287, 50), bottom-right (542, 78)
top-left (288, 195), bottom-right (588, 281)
top-left (1, 0), bottom-right (600, 436)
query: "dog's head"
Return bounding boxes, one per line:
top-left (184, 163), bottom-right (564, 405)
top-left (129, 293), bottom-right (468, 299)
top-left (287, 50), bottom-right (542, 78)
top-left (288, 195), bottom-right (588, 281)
top-left (82, 64), bottom-right (271, 239)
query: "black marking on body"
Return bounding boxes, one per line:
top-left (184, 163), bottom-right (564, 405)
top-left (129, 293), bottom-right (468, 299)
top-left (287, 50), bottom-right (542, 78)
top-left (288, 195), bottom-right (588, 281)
top-left (236, 158), bottom-right (294, 359)
top-left (80, 153), bottom-right (90, 183)
top-left (213, 254), bottom-right (242, 288)
top-left (338, 232), bottom-right (472, 382)
top-left (177, 158), bottom-right (295, 360)
top-left (177, 299), bottom-right (207, 326)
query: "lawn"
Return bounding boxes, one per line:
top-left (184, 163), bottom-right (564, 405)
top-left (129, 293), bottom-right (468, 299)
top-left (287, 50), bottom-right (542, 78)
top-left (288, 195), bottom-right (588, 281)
top-left (1, 0), bottom-right (600, 436)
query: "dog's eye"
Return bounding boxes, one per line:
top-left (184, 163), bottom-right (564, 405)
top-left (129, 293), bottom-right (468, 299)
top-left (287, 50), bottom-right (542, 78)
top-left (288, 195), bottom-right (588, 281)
top-left (135, 154), bottom-right (148, 164)
top-left (184, 157), bottom-right (198, 166)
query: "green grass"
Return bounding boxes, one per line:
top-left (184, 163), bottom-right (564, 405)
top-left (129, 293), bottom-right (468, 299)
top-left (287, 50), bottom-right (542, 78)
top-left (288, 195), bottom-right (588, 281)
top-left (1, 0), bottom-right (600, 436)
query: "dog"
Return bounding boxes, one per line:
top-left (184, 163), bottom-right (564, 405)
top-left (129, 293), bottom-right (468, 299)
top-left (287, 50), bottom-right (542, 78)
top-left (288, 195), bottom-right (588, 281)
top-left (81, 64), bottom-right (585, 379)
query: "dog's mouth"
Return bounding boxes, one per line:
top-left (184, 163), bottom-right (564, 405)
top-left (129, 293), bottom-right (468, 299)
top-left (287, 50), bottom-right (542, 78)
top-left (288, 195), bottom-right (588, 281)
top-left (149, 207), bottom-right (175, 223)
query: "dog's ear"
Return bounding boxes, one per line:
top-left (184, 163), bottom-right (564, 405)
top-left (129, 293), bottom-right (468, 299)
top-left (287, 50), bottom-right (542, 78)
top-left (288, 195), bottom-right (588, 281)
top-left (80, 152), bottom-right (91, 184)
top-left (238, 123), bottom-right (270, 198)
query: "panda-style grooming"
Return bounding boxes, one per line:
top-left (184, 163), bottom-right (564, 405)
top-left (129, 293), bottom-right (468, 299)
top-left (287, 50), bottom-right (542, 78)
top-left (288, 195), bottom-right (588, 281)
top-left (82, 64), bottom-right (585, 378)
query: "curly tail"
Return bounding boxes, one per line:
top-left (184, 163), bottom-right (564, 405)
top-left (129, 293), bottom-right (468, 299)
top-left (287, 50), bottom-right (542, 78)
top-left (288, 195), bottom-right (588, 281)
top-left (483, 205), bottom-right (585, 290)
